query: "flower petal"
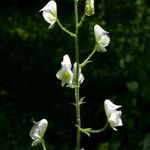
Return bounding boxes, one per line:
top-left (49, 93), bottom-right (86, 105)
top-left (61, 54), bottom-right (72, 69)
top-left (73, 62), bottom-right (84, 85)
top-left (31, 139), bottom-right (43, 146)
top-left (108, 112), bottom-right (119, 130)
top-left (100, 34), bottom-right (110, 47)
top-left (116, 111), bottom-right (123, 126)
top-left (94, 24), bottom-right (110, 52)
top-left (37, 119), bottom-right (48, 138)
top-left (104, 100), bottom-right (123, 131)
top-left (79, 73), bottom-right (84, 84)
top-left (40, 1), bottom-right (57, 27)
top-left (56, 68), bottom-right (73, 86)
top-left (40, 0), bottom-right (57, 13)
top-left (30, 128), bottom-right (41, 140)
top-left (42, 10), bottom-right (56, 25)
top-left (109, 111), bottom-right (123, 130)
top-left (94, 25), bottom-right (108, 42)
top-left (48, 22), bottom-right (55, 29)
top-left (104, 99), bottom-right (122, 111)
top-left (29, 119), bottom-right (48, 141)
top-left (96, 44), bottom-right (107, 52)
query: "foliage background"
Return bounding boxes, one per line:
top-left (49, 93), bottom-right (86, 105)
top-left (0, 0), bottom-right (150, 149)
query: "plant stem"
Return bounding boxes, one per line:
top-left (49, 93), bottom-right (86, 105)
top-left (56, 19), bottom-right (75, 37)
top-left (74, 0), bottom-right (81, 150)
top-left (78, 14), bottom-right (86, 28)
top-left (88, 121), bottom-right (108, 133)
top-left (80, 44), bottom-right (97, 68)
top-left (42, 139), bottom-right (47, 150)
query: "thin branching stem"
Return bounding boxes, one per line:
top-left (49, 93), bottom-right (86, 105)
top-left (56, 19), bottom-right (75, 37)
top-left (80, 44), bottom-right (97, 68)
top-left (78, 14), bottom-right (86, 28)
top-left (89, 121), bottom-right (108, 133)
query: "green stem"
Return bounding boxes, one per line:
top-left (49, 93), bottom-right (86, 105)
top-left (89, 121), bottom-right (108, 133)
top-left (80, 44), bottom-right (97, 68)
top-left (74, 0), bottom-right (81, 150)
top-left (78, 14), bottom-right (86, 28)
top-left (56, 19), bottom-right (75, 37)
top-left (42, 139), bottom-right (47, 150)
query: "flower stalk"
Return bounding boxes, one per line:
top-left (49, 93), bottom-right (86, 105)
top-left (88, 121), bottom-right (108, 133)
top-left (74, 0), bottom-right (81, 149)
top-left (42, 139), bottom-right (47, 150)
top-left (80, 44), bottom-right (97, 68)
top-left (56, 19), bottom-right (75, 37)
top-left (78, 14), bottom-right (86, 28)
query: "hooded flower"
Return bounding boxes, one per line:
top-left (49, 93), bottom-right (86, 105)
top-left (56, 55), bottom-right (73, 87)
top-left (29, 119), bottom-right (48, 146)
top-left (56, 55), bottom-right (84, 88)
top-left (39, 0), bottom-right (57, 29)
top-left (104, 99), bottom-right (123, 131)
top-left (94, 24), bottom-right (110, 52)
top-left (85, 0), bottom-right (94, 16)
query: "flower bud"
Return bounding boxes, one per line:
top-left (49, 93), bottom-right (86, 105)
top-left (85, 0), bottom-right (94, 16)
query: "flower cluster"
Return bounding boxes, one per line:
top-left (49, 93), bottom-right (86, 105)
top-left (29, 119), bottom-right (48, 146)
top-left (56, 54), bottom-right (84, 88)
top-left (37, 1), bottom-right (123, 150)
top-left (104, 99), bottom-right (123, 131)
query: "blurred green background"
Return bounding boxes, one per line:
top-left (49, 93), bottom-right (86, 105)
top-left (0, 0), bottom-right (150, 149)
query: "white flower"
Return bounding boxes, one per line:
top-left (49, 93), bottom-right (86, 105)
top-left (56, 55), bottom-right (84, 88)
top-left (94, 24), bottom-right (110, 52)
top-left (104, 99), bottom-right (123, 131)
top-left (39, 0), bottom-right (57, 29)
top-left (29, 119), bottom-right (48, 146)
top-left (56, 55), bottom-right (73, 87)
top-left (85, 0), bottom-right (94, 16)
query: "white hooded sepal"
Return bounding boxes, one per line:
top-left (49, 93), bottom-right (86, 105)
top-left (94, 24), bottom-right (110, 52)
top-left (104, 99), bottom-right (123, 131)
top-left (39, 1), bottom-right (57, 29)
top-left (61, 54), bottom-right (72, 69)
top-left (29, 119), bottom-right (48, 146)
